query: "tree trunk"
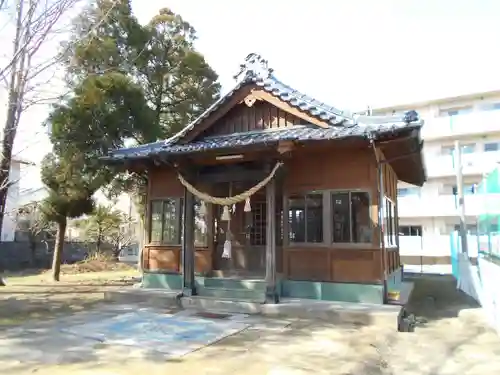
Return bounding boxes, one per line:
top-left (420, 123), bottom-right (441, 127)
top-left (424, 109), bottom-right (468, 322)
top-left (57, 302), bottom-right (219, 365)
top-left (0, 0), bottom-right (26, 241)
top-left (52, 219), bottom-right (66, 282)
top-left (30, 240), bottom-right (36, 267)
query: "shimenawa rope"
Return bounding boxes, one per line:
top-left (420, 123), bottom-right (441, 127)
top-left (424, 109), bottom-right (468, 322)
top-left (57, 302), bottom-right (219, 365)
top-left (177, 161), bottom-right (283, 205)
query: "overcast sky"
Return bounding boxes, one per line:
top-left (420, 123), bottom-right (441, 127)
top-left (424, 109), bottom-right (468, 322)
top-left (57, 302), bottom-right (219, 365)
top-left (5, 0), bottom-right (500, 188)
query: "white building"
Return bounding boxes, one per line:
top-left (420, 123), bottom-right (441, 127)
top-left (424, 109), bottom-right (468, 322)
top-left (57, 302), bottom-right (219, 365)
top-left (373, 90), bottom-right (500, 261)
top-left (15, 185), bottom-right (140, 242)
top-left (2, 158), bottom-right (37, 241)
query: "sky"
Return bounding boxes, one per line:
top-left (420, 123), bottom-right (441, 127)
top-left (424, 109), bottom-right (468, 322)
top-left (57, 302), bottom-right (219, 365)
top-left (5, 0), bottom-right (500, 188)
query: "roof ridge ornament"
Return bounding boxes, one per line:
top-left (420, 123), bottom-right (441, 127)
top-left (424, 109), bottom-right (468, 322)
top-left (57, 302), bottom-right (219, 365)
top-left (233, 53), bottom-right (274, 82)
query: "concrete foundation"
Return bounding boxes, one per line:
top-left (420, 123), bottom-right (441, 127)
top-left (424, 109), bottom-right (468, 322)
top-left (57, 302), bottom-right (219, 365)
top-left (142, 273), bottom-right (386, 305)
top-left (105, 288), bottom-right (404, 327)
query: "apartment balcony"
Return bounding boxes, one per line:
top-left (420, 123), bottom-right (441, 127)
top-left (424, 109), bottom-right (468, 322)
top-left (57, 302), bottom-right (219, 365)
top-left (398, 194), bottom-right (500, 218)
top-left (399, 235), bottom-right (479, 257)
top-left (425, 151), bottom-right (500, 178)
top-left (422, 110), bottom-right (500, 140)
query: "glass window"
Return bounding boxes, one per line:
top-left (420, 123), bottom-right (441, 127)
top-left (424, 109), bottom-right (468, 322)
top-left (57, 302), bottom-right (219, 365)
top-left (288, 193), bottom-right (323, 243)
top-left (150, 201), bottom-right (163, 243)
top-left (383, 197), bottom-right (397, 247)
top-left (484, 142), bottom-right (500, 152)
top-left (441, 144), bottom-right (476, 155)
top-left (162, 199), bottom-right (179, 244)
top-left (399, 225), bottom-right (422, 236)
top-left (149, 198), bottom-right (182, 244)
top-left (194, 199), bottom-right (208, 246)
top-left (480, 103), bottom-right (500, 112)
top-left (461, 143), bottom-right (476, 154)
top-left (332, 191), bottom-right (372, 243)
top-left (453, 224), bottom-right (477, 235)
top-left (441, 146), bottom-right (454, 155)
top-left (397, 187), bottom-right (420, 197)
top-left (438, 107), bottom-right (472, 117)
top-left (451, 184), bottom-right (476, 196)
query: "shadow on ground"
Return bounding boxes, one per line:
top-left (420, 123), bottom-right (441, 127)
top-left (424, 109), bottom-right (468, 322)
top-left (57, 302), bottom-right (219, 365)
top-left (0, 273), bottom-right (497, 375)
top-left (405, 273), bottom-right (480, 324)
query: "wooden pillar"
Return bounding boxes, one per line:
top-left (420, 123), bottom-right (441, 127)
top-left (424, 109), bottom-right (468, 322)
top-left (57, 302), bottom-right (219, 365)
top-left (265, 174), bottom-right (279, 303)
top-left (182, 187), bottom-right (196, 296)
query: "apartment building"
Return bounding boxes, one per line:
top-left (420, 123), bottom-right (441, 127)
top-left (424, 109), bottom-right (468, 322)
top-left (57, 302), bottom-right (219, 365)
top-left (373, 90), bottom-right (500, 264)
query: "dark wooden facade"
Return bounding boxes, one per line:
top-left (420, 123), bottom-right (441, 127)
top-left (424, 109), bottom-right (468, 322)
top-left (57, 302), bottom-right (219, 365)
top-left (108, 55), bottom-right (425, 303)
top-left (202, 101), bottom-right (309, 137)
top-left (143, 144), bottom-right (401, 286)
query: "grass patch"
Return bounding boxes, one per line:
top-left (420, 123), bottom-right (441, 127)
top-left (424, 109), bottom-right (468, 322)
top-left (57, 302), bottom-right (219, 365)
top-left (5, 269), bottom-right (140, 285)
top-left (0, 268), bottom-right (141, 329)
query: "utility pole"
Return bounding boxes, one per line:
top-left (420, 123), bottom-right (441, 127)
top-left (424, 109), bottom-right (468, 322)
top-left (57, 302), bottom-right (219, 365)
top-left (454, 140), bottom-right (469, 256)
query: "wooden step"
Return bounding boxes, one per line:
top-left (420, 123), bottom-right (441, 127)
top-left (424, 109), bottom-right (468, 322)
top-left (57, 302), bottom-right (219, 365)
top-left (196, 286), bottom-right (266, 303)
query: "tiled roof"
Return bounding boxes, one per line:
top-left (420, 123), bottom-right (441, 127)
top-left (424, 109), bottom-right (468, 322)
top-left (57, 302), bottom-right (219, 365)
top-left (106, 118), bottom-right (422, 161)
top-left (104, 54), bottom-right (424, 162)
top-left (163, 55), bottom-right (351, 145)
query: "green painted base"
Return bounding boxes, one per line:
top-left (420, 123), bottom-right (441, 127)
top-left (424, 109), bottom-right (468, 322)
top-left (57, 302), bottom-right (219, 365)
top-left (280, 280), bottom-right (384, 304)
top-left (142, 272), bottom-right (183, 290)
top-left (142, 272), bottom-right (385, 304)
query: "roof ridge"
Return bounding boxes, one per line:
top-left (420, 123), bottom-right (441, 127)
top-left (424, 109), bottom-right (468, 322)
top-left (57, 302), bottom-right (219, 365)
top-left (264, 75), bottom-right (349, 118)
top-left (163, 53), bottom-right (355, 146)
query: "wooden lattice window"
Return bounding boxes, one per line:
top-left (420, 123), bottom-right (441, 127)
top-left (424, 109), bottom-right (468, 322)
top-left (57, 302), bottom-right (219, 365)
top-left (250, 201), bottom-right (266, 246)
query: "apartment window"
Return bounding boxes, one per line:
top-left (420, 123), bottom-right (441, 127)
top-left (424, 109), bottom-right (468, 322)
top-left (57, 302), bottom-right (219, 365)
top-left (451, 184), bottom-right (476, 195)
top-left (288, 193), bottom-right (323, 243)
top-left (397, 187), bottom-right (420, 197)
top-left (399, 225), bottom-right (422, 236)
top-left (441, 143), bottom-right (476, 155)
top-left (452, 224), bottom-right (477, 235)
top-left (383, 197), bottom-right (397, 247)
top-left (461, 143), bottom-right (476, 154)
top-left (480, 102), bottom-right (500, 112)
top-left (149, 198), bottom-right (183, 244)
top-left (441, 146), bottom-right (454, 155)
top-left (331, 191), bottom-right (372, 244)
top-left (438, 107), bottom-right (473, 117)
top-left (484, 142), bottom-right (500, 152)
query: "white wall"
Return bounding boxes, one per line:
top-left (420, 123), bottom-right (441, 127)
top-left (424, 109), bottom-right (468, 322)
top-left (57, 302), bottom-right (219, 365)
top-left (2, 161), bottom-right (22, 241)
top-left (93, 191), bottom-right (140, 221)
top-left (3, 179), bottom-right (140, 242)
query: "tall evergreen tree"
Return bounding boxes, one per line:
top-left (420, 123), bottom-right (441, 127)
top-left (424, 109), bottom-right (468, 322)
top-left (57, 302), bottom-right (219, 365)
top-left (39, 152), bottom-right (99, 281)
top-left (43, 1), bottom-right (221, 278)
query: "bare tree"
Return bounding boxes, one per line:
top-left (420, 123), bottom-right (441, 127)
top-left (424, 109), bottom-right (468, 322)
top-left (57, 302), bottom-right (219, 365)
top-left (0, 0), bottom-right (82, 243)
top-left (0, 0), bottom-right (118, 286)
top-left (16, 201), bottom-right (57, 265)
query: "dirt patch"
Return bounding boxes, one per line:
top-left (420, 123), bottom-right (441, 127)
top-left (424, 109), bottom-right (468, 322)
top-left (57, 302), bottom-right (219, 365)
top-left (2, 273), bottom-right (500, 375)
top-left (0, 272), bottom-right (138, 330)
top-left (59, 260), bottom-right (135, 275)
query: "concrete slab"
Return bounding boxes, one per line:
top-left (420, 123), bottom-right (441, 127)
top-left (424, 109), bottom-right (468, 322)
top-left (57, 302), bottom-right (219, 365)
top-left (61, 309), bottom-right (249, 358)
top-left (0, 304), bottom-right (294, 370)
top-left (181, 296), bottom-right (402, 325)
top-left (106, 287), bottom-right (403, 326)
top-left (104, 288), bottom-right (180, 308)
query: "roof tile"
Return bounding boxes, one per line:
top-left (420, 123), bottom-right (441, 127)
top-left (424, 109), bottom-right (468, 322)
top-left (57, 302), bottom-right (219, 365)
top-left (106, 119), bottom-right (422, 161)
top-left (103, 54), bottom-right (424, 163)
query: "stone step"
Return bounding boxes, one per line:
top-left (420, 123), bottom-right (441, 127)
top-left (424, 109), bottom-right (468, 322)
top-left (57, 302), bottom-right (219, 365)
top-left (104, 288), bottom-right (181, 308)
top-left (196, 286), bottom-right (266, 303)
top-left (199, 277), bottom-right (267, 292)
top-left (181, 295), bottom-right (264, 315)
